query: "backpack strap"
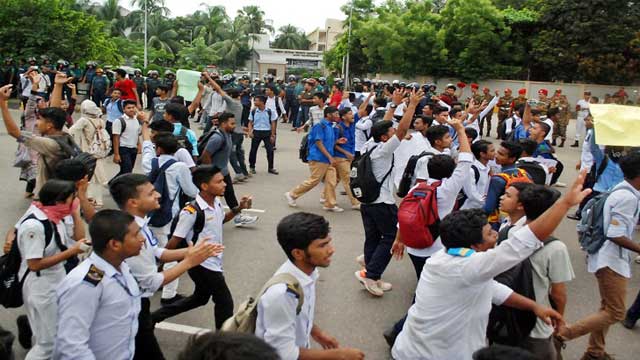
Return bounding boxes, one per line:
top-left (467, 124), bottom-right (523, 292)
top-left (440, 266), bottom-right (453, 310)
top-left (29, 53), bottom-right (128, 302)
top-left (118, 116), bottom-right (127, 134)
top-left (259, 273), bottom-right (304, 315)
top-left (190, 201), bottom-right (206, 245)
top-left (20, 214), bottom-right (63, 277)
top-left (596, 156), bottom-right (608, 180)
top-left (471, 164), bottom-right (480, 184)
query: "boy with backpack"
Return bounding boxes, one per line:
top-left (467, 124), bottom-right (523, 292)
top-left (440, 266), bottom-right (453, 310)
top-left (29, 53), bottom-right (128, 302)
top-left (557, 151), bottom-right (640, 360)
top-left (254, 212), bottom-right (364, 360)
top-left (164, 102), bottom-right (199, 160)
top-left (517, 138), bottom-right (552, 186)
top-left (492, 183), bottom-right (574, 359)
top-left (528, 121), bottom-right (565, 186)
top-left (152, 166), bottom-right (252, 330)
top-left (460, 139), bottom-right (495, 209)
top-left (111, 100), bottom-right (143, 178)
top-left (102, 88), bottom-right (124, 136)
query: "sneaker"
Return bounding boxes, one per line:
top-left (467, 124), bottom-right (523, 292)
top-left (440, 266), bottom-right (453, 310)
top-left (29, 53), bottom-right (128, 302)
top-left (242, 175), bottom-right (250, 181)
top-left (566, 213), bottom-right (581, 221)
top-left (250, 168), bottom-right (256, 175)
top-left (635, 255), bottom-right (640, 264)
top-left (623, 317), bottom-right (636, 329)
top-left (160, 294), bottom-right (186, 306)
top-left (284, 192), bottom-right (297, 207)
top-left (355, 270), bottom-right (384, 297)
top-left (319, 198), bottom-right (326, 204)
top-left (377, 280), bottom-right (393, 292)
top-left (233, 175), bottom-right (245, 183)
top-left (234, 214), bottom-right (258, 227)
top-left (351, 204), bottom-right (361, 210)
top-left (323, 206), bottom-right (344, 213)
top-left (268, 168), bottom-right (279, 175)
top-left (383, 325), bottom-right (399, 348)
top-left (571, 141), bottom-right (580, 147)
top-left (356, 254), bottom-right (366, 268)
top-left (16, 314), bottom-right (32, 349)
top-left (553, 182), bottom-right (567, 188)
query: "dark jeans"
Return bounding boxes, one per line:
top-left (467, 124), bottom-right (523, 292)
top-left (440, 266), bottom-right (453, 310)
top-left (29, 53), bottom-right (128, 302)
top-left (25, 179), bottom-right (36, 194)
top-left (114, 147), bottom-right (137, 178)
top-left (361, 203), bottom-right (398, 281)
top-left (223, 174), bottom-right (239, 209)
top-left (92, 91), bottom-right (105, 107)
top-left (147, 93), bottom-right (156, 110)
top-left (295, 106), bottom-right (310, 128)
top-left (229, 133), bottom-right (248, 176)
top-left (151, 266), bottom-right (233, 330)
top-left (241, 105), bottom-right (250, 127)
top-left (392, 254), bottom-right (429, 335)
top-left (626, 288), bottom-right (640, 324)
top-left (288, 101), bottom-right (299, 126)
top-left (248, 130), bottom-right (274, 170)
top-left (480, 114), bottom-right (492, 136)
top-left (550, 159), bottom-right (564, 185)
top-left (134, 298), bottom-right (164, 360)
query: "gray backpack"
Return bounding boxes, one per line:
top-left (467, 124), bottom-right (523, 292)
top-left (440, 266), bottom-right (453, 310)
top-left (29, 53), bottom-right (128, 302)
top-left (577, 188), bottom-right (634, 254)
top-left (221, 273), bottom-right (303, 333)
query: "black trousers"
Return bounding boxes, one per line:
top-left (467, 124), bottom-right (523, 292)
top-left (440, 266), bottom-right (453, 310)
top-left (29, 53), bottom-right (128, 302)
top-left (361, 203), bottom-right (398, 281)
top-left (151, 266), bottom-right (233, 330)
top-left (248, 130), bottom-right (274, 170)
top-left (134, 298), bottom-right (164, 360)
top-left (223, 174), bottom-right (239, 209)
top-left (114, 147), bottom-right (137, 178)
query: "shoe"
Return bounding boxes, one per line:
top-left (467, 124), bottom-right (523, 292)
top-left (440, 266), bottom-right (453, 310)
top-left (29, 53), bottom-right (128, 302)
top-left (234, 214), bottom-right (258, 227)
top-left (285, 192), bottom-right (297, 207)
top-left (323, 206), bottom-right (344, 213)
top-left (383, 325), bottom-right (399, 348)
top-left (566, 213), bottom-right (581, 221)
top-left (622, 317), bottom-right (636, 329)
top-left (233, 175), bottom-right (246, 183)
top-left (559, 139), bottom-right (566, 148)
top-left (319, 198), bottom-right (326, 204)
top-left (552, 139), bottom-right (557, 146)
top-left (355, 270), bottom-right (384, 297)
top-left (160, 294), bottom-right (186, 306)
top-left (356, 254), bottom-right (366, 268)
top-left (250, 168), bottom-right (256, 175)
top-left (16, 314), bottom-right (32, 349)
top-left (553, 182), bottom-right (567, 188)
top-left (377, 279), bottom-right (393, 292)
top-left (634, 255), bottom-right (640, 264)
top-left (571, 141), bottom-right (579, 147)
top-left (351, 204), bottom-right (361, 210)
top-left (242, 175), bottom-right (249, 181)
top-left (268, 168), bottom-right (279, 175)
top-left (580, 353), bottom-right (615, 360)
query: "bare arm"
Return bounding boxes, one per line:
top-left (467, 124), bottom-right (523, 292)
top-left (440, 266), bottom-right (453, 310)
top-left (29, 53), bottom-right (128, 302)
top-left (549, 282), bottom-right (567, 315)
top-left (502, 291), bottom-right (562, 328)
top-left (187, 82), bottom-right (205, 114)
top-left (607, 236), bottom-right (640, 253)
top-left (50, 72), bottom-right (68, 108)
top-left (315, 140), bottom-right (334, 164)
top-left (27, 241), bottom-right (86, 272)
top-left (0, 85), bottom-right (21, 138)
top-left (395, 89), bottom-right (424, 140)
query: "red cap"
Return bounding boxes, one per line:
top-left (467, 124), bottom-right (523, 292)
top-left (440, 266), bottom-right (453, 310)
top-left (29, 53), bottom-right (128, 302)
top-left (518, 88), bottom-right (526, 95)
top-left (470, 83), bottom-right (479, 89)
top-left (483, 87), bottom-right (490, 92)
top-left (457, 82), bottom-right (467, 88)
top-left (505, 88), bottom-right (512, 93)
top-left (555, 88), bottom-right (562, 94)
top-left (538, 89), bottom-right (548, 96)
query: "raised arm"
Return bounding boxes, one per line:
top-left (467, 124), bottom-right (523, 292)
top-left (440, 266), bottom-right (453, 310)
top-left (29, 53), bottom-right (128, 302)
top-left (0, 85), bottom-right (21, 138)
top-left (395, 89), bottom-right (424, 140)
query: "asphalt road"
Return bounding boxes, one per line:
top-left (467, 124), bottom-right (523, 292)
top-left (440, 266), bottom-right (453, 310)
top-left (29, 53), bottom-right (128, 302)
top-left (0, 109), bottom-right (638, 360)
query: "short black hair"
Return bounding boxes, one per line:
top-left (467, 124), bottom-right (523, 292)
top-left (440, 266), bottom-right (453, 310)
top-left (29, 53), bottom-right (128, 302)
top-left (89, 210), bottom-right (135, 254)
top-left (165, 102), bottom-right (187, 121)
top-left (374, 96), bottom-right (387, 108)
top-left (177, 332), bottom-right (279, 360)
top-left (515, 104), bottom-right (525, 116)
top-left (536, 121), bottom-right (551, 137)
top-left (518, 184), bottom-right (560, 220)
top-left (449, 108), bottom-right (463, 118)
top-left (38, 179), bottom-right (76, 206)
top-left (170, 96), bottom-right (185, 105)
top-left (518, 138), bottom-right (538, 157)
top-left (473, 344), bottom-right (537, 360)
top-left (440, 209), bottom-right (487, 249)
top-left (254, 95), bottom-right (266, 104)
top-left (149, 120), bottom-right (174, 133)
top-left (427, 154), bottom-right (456, 180)
top-left (619, 150), bottom-right (640, 180)
top-left (154, 133), bottom-right (179, 154)
top-left (433, 106), bottom-right (449, 116)
top-left (339, 108), bottom-right (352, 118)
top-left (465, 127), bottom-right (478, 142)
top-left (192, 166), bottom-right (222, 190)
top-left (324, 106), bottom-right (338, 117)
top-left (122, 99), bottom-right (137, 108)
top-left (500, 141), bottom-right (523, 160)
top-left (371, 120), bottom-right (394, 142)
top-left (547, 108), bottom-right (560, 118)
top-left (115, 68), bottom-right (127, 78)
top-left (426, 125), bottom-right (450, 146)
top-left (226, 88), bottom-right (240, 98)
top-left (54, 158), bottom-right (88, 182)
top-left (38, 107), bottom-right (67, 130)
top-left (218, 112), bottom-right (235, 124)
top-left (415, 115), bottom-right (433, 127)
top-left (471, 140), bottom-right (492, 160)
top-left (313, 92), bottom-right (327, 102)
top-left (277, 212), bottom-right (330, 262)
top-left (109, 173), bottom-right (150, 209)
top-left (157, 85), bottom-right (170, 93)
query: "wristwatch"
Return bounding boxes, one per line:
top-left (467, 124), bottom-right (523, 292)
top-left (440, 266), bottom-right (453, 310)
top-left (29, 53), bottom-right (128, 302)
top-left (390, 104), bottom-right (398, 109)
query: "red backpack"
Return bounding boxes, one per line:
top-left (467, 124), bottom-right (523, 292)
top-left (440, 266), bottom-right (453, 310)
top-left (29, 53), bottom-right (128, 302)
top-left (398, 181), bottom-right (442, 249)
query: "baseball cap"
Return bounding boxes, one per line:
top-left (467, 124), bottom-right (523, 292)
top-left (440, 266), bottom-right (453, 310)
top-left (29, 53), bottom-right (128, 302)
top-left (538, 89), bottom-right (548, 96)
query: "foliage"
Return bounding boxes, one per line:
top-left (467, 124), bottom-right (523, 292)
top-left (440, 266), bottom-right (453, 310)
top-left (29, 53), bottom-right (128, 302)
top-left (273, 25), bottom-right (311, 50)
top-left (175, 37), bottom-right (221, 70)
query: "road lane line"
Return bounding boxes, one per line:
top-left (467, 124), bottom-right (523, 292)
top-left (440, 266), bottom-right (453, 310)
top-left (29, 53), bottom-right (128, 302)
top-left (155, 321), bottom-right (211, 335)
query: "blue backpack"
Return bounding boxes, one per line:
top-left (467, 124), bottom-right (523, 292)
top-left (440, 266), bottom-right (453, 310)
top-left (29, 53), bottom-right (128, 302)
top-left (148, 158), bottom-right (178, 227)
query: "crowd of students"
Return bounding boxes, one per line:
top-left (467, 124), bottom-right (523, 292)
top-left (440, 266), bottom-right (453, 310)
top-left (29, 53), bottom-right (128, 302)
top-left (0, 69), bottom-right (639, 360)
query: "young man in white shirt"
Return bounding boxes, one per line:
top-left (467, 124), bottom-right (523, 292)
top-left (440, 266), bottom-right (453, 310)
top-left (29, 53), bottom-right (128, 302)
top-left (111, 99), bottom-right (142, 178)
top-left (461, 139), bottom-right (495, 210)
top-left (572, 91), bottom-right (591, 147)
top-left (392, 115), bottom-right (433, 190)
top-left (498, 183), bottom-right (574, 359)
top-left (391, 171), bottom-right (591, 360)
top-left (355, 89), bottom-right (423, 297)
top-left (557, 152), bottom-right (640, 360)
top-left (256, 212), bottom-right (364, 360)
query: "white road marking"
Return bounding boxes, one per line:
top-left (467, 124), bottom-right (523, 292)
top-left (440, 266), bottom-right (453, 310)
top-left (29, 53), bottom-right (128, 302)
top-left (155, 321), bottom-right (211, 335)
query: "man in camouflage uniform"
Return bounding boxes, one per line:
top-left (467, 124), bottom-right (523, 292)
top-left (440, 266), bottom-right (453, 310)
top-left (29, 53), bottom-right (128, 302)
top-left (469, 83), bottom-right (483, 105)
top-left (549, 88), bottom-right (570, 147)
top-left (536, 88), bottom-right (551, 117)
top-left (496, 88), bottom-right (515, 139)
top-left (479, 87), bottom-right (494, 137)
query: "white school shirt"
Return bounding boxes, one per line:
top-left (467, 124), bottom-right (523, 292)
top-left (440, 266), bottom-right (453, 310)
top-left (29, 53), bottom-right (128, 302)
top-left (364, 135), bottom-right (401, 204)
top-left (255, 260), bottom-right (319, 360)
top-left (460, 159), bottom-right (491, 210)
top-left (542, 117), bottom-right (554, 141)
top-left (266, 96), bottom-right (286, 118)
top-left (124, 216), bottom-right (165, 298)
top-left (576, 99), bottom-right (590, 119)
top-left (587, 180), bottom-right (640, 278)
top-left (406, 152), bottom-right (473, 258)
top-left (580, 129), bottom-right (595, 171)
top-left (392, 131), bottom-right (432, 189)
top-left (111, 115), bottom-right (140, 148)
top-left (354, 116), bottom-right (372, 153)
top-left (504, 115), bottom-right (522, 135)
top-left (172, 194), bottom-right (225, 272)
top-left (207, 91), bottom-right (226, 116)
top-left (392, 226), bottom-right (544, 360)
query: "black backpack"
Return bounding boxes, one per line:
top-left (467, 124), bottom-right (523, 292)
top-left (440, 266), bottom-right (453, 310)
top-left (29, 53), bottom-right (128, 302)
top-left (169, 201), bottom-right (206, 248)
top-left (44, 134), bottom-right (97, 180)
top-left (456, 164), bottom-right (481, 208)
top-left (0, 215), bottom-right (65, 308)
top-left (396, 151), bottom-right (434, 198)
top-left (350, 145), bottom-right (394, 204)
top-left (175, 126), bottom-right (194, 155)
top-left (196, 128), bottom-right (227, 164)
top-left (147, 158), bottom-right (178, 228)
top-left (299, 123), bottom-right (329, 163)
top-left (516, 159), bottom-right (547, 185)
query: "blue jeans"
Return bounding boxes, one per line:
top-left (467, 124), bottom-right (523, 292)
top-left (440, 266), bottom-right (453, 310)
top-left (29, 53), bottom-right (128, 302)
top-left (295, 106), bottom-right (310, 128)
top-left (361, 203), bottom-right (398, 281)
top-left (229, 133), bottom-right (248, 176)
top-left (114, 147), bottom-right (137, 178)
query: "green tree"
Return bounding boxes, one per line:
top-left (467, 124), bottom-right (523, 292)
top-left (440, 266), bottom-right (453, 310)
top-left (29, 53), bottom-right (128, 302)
top-left (129, 13), bottom-right (180, 58)
top-left (193, 5), bottom-right (230, 45)
top-left (272, 25), bottom-right (310, 50)
top-left (176, 37), bottom-right (221, 69)
top-left (129, 0), bottom-right (170, 16)
top-left (237, 5), bottom-right (274, 34)
top-left (213, 18), bottom-right (252, 70)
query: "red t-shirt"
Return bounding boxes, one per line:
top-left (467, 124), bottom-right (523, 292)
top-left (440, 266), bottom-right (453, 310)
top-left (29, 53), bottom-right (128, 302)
top-left (115, 79), bottom-right (137, 101)
top-left (329, 91), bottom-right (343, 107)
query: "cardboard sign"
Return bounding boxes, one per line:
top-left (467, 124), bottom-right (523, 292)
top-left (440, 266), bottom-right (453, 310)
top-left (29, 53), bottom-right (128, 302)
top-left (176, 69), bottom-right (202, 102)
top-left (591, 104), bottom-right (640, 146)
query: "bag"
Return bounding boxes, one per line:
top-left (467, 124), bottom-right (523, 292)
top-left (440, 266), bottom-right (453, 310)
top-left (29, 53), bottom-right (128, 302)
top-left (175, 126), bottom-right (194, 155)
top-left (169, 201), bottom-right (205, 248)
top-left (251, 108), bottom-right (273, 123)
top-left (516, 159), bottom-right (547, 185)
top-left (221, 273), bottom-right (303, 333)
top-left (398, 181), bottom-right (442, 249)
top-left (0, 325), bottom-right (14, 360)
top-left (397, 151), bottom-right (434, 198)
top-left (86, 118), bottom-right (112, 159)
top-left (103, 98), bottom-right (123, 114)
top-left (0, 215), bottom-right (62, 308)
top-left (147, 158), bottom-right (178, 228)
top-left (577, 188), bottom-right (634, 254)
top-left (43, 134), bottom-right (97, 181)
top-left (487, 169), bottom-right (532, 224)
top-left (456, 165), bottom-right (481, 208)
top-left (196, 128), bottom-right (225, 159)
top-left (299, 123), bottom-right (328, 163)
top-left (13, 143), bottom-right (31, 168)
top-left (350, 145), bottom-right (394, 204)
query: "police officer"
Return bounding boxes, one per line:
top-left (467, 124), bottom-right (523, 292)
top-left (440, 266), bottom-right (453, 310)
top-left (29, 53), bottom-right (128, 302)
top-left (133, 69), bottom-right (146, 108)
top-left (284, 75), bottom-right (299, 125)
top-left (145, 70), bottom-right (161, 110)
top-left (163, 70), bottom-right (176, 93)
top-left (238, 75), bottom-right (252, 126)
top-left (90, 68), bottom-right (109, 107)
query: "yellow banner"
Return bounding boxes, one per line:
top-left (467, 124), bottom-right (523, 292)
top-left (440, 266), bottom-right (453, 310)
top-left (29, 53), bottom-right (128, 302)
top-left (591, 104), bottom-right (640, 146)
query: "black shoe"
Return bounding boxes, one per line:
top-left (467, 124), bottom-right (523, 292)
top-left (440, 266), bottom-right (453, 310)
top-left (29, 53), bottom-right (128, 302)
top-left (622, 317), bottom-right (636, 329)
top-left (268, 168), bottom-right (279, 175)
top-left (383, 325), bottom-right (399, 348)
top-left (160, 294), bottom-right (186, 306)
top-left (551, 139), bottom-right (557, 146)
top-left (567, 214), bottom-right (581, 221)
top-left (16, 314), bottom-right (32, 349)
top-left (571, 141), bottom-right (579, 147)
top-left (250, 168), bottom-right (257, 175)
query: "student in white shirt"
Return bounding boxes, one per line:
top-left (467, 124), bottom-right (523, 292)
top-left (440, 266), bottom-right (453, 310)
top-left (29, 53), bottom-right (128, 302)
top-left (392, 116), bottom-right (433, 190)
top-left (111, 99), bottom-right (142, 178)
top-left (558, 152), bottom-right (640, 360)
top-left (392, 170), bottom-right (592, 360)
top-left (255, 213), bottom-right (364, 360)
top-left (461, 139), bottom-right (495, 210)
top-left (573, 91), bottom-right (591, 146)
top-left (265, 86), bottom-right (287, 122)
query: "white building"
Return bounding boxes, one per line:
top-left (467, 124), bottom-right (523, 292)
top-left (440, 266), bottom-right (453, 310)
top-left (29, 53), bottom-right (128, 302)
top-left (245, 34), bottom-right (324, 79)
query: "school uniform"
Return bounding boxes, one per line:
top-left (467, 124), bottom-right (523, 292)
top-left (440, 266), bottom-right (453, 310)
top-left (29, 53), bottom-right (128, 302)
top-left (111, 114), bottom-right (141, 177)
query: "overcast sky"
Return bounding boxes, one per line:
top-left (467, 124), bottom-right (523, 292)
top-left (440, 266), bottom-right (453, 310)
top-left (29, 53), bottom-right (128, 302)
top-left (121, 0), bottom-right (350, 34)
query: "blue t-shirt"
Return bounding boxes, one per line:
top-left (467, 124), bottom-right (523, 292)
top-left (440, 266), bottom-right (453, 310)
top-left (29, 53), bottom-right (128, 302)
top-left (173, 123), bottom-right (199, 156)
top-left (533, 141), bottom-right (554, 159)
top-left (104, 98), bottom-right (123, 122)
top-left (512, 123), bottom-right (530, 141)
top-left (333, 122), bottom-right (356, 159)
top-left (307, 119), bottom-right (335, 164)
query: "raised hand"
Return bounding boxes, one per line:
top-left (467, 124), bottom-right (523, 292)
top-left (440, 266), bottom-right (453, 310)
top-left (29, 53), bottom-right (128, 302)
top-left (409, 89), bottom-right (425, 107)
top-left (54, 72), bottom-right (69, 85)
top-left (0, 85), bottom-right (12, 101)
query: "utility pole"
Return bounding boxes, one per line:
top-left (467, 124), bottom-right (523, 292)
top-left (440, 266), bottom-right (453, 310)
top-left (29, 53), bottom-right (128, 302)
top-left (144, 0), bottom-right (148, 69)
top-left (345, 0), bottom-right (354, 90)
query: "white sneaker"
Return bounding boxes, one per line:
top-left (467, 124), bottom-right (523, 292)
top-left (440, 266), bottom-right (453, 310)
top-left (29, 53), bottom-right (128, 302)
top-left (351, 203), bottom-right (361, 210)
top-left (355, 270), bottom-right (384, 297)
top-left (284, 192), bottom-right (297, 207)
top-left (323, 206), bottom-right (344, 213)
top-left (377, 280), bottom-right (393, 292)
top-left (233, 214), bottom-right (258, 227)
top-left (356, 254), bottom-right (366, 268)
top-left (553, 182), bottom-right (567, 188)
top-left (635, 255), bottom-right (640, 264)
top-left (319, 198), bottom-right (326, 204)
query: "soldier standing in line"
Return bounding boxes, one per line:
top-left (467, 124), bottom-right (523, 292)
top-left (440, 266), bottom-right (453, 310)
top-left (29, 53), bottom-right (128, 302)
top-left (549, 89), bottom-right (570, 147)
top-left (497, 88), bottom-right (515, 140)
top-left (480, 87), bottom-right (493, 137)
top-left (536, 88), bottom-right (551, 117)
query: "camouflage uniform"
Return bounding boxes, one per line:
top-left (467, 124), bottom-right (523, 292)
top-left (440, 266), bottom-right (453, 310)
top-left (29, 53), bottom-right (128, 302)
top-left (536, 98), bottom-right (550, 117)
top-left (550, 95), bottom-right (570, 143)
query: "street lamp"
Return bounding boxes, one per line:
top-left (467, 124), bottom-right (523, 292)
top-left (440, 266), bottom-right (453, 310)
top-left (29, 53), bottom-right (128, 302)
top-left (345, 0), bottom-right (354, 90)
top-left (144, 0), bottom-right (148, 69)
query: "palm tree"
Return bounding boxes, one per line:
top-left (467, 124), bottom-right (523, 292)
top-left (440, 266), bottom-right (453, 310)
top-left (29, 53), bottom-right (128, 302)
top-left (130, 14), bottom-right (179, 57)
top-left (193, 4), bottom-right (230, 45)
top-left (92, 0), bottom-right (130, 37)
top-left (273, 25), bottom-right (311, 50)
top-left (237, 5), bottom-right (274, 34)
top-left (129, 0), bottom-right (170, 16)
top-left (214, 19), bottom-right (251, 70)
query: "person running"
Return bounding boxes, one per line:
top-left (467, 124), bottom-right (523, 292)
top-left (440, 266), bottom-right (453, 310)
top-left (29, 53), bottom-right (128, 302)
top-left (328, 108), bottom-right (361, 209)
top-left (248, 95), bottom-right (279, 175)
